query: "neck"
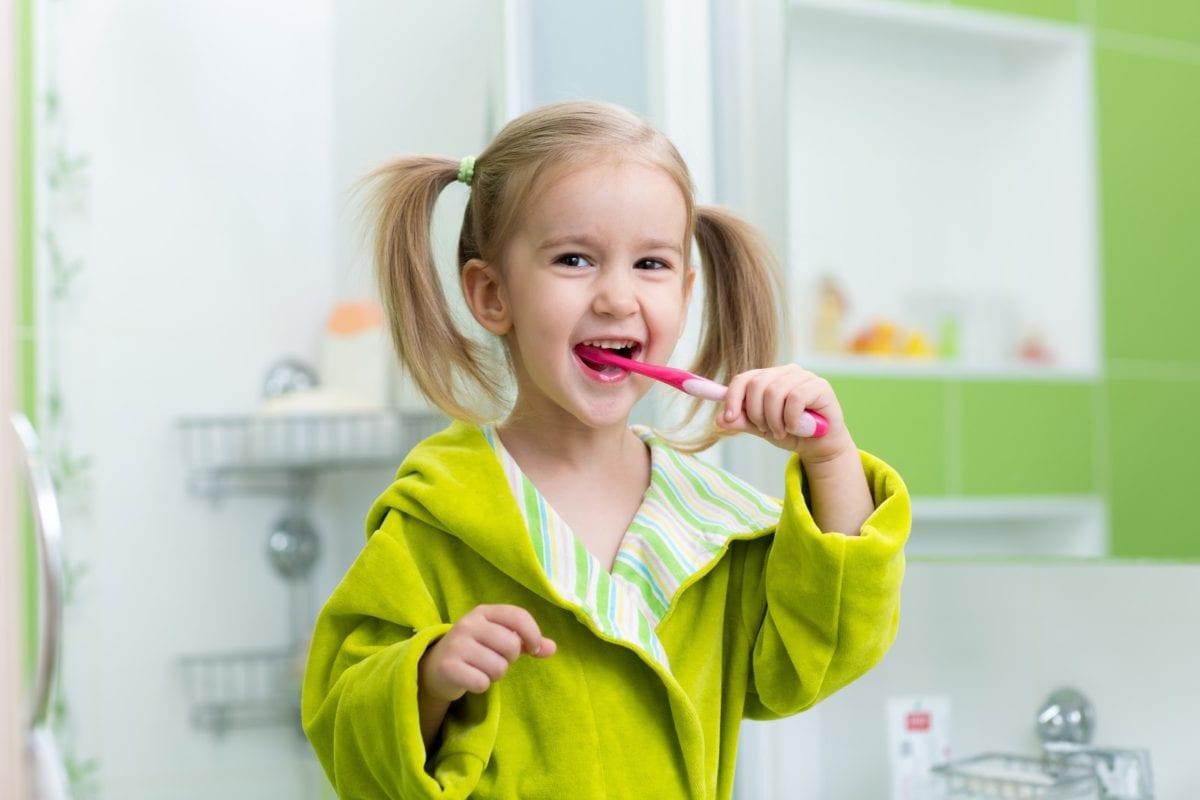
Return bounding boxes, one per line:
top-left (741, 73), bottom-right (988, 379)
top-left (497, 410), bottom-right (641, 474)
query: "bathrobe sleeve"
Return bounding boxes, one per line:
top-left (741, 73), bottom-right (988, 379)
top-left (743, 450), bottom-right (910, 719)
top-left (302, 510), bottom-right (499, 799)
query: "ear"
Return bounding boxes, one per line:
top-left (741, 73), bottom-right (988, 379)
top-left (682, 266), bottom-right (697, 309)
top-left (680, 267), bottom-right (697, 335)
top-left (462, 258), bottom-right (511, 335)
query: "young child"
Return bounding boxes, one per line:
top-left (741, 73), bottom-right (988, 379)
top-left (303, 100), bottom-right (909, 799)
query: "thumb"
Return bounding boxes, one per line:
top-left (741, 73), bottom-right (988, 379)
top-left (531, 637), bottom-right (557, 658)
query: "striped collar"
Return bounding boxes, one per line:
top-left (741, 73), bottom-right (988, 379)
top-left (483, 425), bottom-right (780, 666)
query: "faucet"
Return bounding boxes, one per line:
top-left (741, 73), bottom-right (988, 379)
top-left (1036, 688), bottom-right (1154, 800)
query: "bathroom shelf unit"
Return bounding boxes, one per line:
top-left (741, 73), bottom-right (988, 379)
top-left (714, 0), bottom-right (1100, 379)
top-left (175, 409), bottom-right (448, 735)
top-left (177, 410), bottom-right (446, 500)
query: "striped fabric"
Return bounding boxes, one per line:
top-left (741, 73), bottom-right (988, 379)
top-left (483, 425), bottom-right (782, 669)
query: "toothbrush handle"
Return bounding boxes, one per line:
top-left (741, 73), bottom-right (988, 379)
top-left (681, 377), bottom-right (829, 438)
top-left (680, 376), bottom-right (728, 402)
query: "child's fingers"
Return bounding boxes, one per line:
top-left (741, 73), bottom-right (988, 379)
top-left (423, 643), bottom-right (492, 699)
top-left (479, 604), bottom-right (554, 657)
top-left (474, 622), bottom-right (526, 663)
top-left (784, 396), bottom-right (819, 439)
top-left (719, 366), bottom-right (837, 441)
top-left (462, 644), bottom-right (516, 684)
top-left (721, 370), bottom-right (752, 427)
top-left (443, 659), bottom-right (494, 696)
top-left (760, 373), bottom-right (803, 438)
top-left (724, 370), bottom-right (767, 431)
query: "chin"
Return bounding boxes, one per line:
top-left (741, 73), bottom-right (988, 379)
top-left (573, 397), bottom-right (637, 430)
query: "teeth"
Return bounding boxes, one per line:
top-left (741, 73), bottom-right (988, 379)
top-left (582, 339), bottom-right (637, 350)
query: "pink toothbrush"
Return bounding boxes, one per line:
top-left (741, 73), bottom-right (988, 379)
top-left (576, 345), bottom-right (829, 438)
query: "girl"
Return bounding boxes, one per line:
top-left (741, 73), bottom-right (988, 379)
top-left (303, 100), bottom-right (909, 799)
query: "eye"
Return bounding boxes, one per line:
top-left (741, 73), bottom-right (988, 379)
top-left (556, 253), bottom-right (593, 268)
top-left (635, 258), bottom-right (670, 271)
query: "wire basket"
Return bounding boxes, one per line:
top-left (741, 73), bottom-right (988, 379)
top-left (179, 410), bottom-right (445, 471)
top-left (179, 648), bottom-right (304, 735)
top-left (932, 753), bottom-right (1098, 799)
top-left (178, 410), bottom-right (446, 497)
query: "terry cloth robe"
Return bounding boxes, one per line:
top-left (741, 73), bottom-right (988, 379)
top-left (303, 420), bottom-right (910, 799)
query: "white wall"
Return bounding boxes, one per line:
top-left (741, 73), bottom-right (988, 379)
top-left (46, 1), bottom-right (499, 797)
top-left (737, 561), bottom-right (1200, 799)
top-left (53, 2), bottom-right (335, 797)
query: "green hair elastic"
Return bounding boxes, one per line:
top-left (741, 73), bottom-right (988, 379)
top-left (457, 156), bottom-right (476, 186)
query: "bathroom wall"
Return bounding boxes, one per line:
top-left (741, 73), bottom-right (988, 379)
top-left (737, 561), bottom-right (1200, 799)
top-left (30, 2), bottom-right (492, 797)
top-left (47, 2), bottom-right (337, 797)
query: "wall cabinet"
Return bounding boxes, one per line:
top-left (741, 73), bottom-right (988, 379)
top-left (711, 0), bottom-right (1104, 556)
top-left (720, 0), bottom-right (1100, 379)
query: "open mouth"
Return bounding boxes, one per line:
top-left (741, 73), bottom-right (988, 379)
top-left (575, 340), bottom-right (642, 377)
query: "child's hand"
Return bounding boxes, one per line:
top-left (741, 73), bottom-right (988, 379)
top-left (418, 604), bottom-right (557, 703)
top-left (715, 364), bottom-right (853, 461)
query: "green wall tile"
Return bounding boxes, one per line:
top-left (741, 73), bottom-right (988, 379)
top-left (960, 381), bottom-right (1096, 495)
top-left (1108, 377), bottom-right (1200, 558)
top-left (1097, 0), bottom-right (1200, 46)
top-left (951, 0), bottom-right (1078, 24)
top-left (14, 0), bottom-right (38, 684)
top-left (1097, 48), bottom-right (1200, 363)
top-left (828, 376), bottom-right (948, 495)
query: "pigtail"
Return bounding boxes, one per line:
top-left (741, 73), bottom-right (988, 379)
top-left (676, 205), bottom-right (784, 452)
top-left (359, 156), bottom-right (505, 422)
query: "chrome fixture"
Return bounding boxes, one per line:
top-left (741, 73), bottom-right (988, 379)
top-left (1037, 687), bottom-right (1154, 800)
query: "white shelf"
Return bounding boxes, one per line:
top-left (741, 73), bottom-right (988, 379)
top-left (799, 355), bottom-right (1098, 382)
top-left (784, 0), bottom-right (1099, 379)
top-left (176, 410), bottom-right (446, 499)
top-left (911, 496), bottom-right (1106, 558)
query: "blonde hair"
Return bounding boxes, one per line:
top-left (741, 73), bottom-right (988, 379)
top-left (361, 100), bottom-right (782, 452)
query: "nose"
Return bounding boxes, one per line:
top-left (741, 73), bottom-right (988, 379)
top-left (592, 267), bottom-right (638, 318)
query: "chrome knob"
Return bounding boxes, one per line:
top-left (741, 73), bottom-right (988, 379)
top-left (1036, 687), bottom-right (1096, 745)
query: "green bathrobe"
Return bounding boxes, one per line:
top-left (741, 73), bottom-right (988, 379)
top-left (303, 421), bottom-right (909, 799)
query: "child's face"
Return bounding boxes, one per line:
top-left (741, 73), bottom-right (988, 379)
top-left (493, 159), bottom-right (694, 431)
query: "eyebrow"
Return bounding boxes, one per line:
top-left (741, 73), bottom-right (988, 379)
top-left (537, 233), bottom-right (683, 255)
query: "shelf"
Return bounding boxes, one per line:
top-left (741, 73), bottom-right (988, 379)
top-left (177, 410), bottom-right (446, 498)
top-left (800, 355), bottom-right (1099, 382)
top-left (784, 0), bottom-right (1099, 379)
top-left (179, 648), bottom-right (302, 736)
top-left (911, 496), bottom-right (1106, 558)
top-left (932, 752), bottom-right (1096, 799)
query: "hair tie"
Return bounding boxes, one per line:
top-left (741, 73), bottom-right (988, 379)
top-left (457, 156), bottom-right (476, 187)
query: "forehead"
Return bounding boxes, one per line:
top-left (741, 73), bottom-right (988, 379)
top-left (521, 159), bottom-right (689, 242)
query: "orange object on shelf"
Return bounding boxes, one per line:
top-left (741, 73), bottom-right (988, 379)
top-left (326, 300), bottom-right (385, 336)
top-left (849, 320), bottom-right (899, 356)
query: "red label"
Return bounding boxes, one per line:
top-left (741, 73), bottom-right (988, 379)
top-left (906, 711), bottom-right (932, 732)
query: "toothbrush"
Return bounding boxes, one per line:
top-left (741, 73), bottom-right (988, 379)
top-left (576, 345), bottom-right (829, 438)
